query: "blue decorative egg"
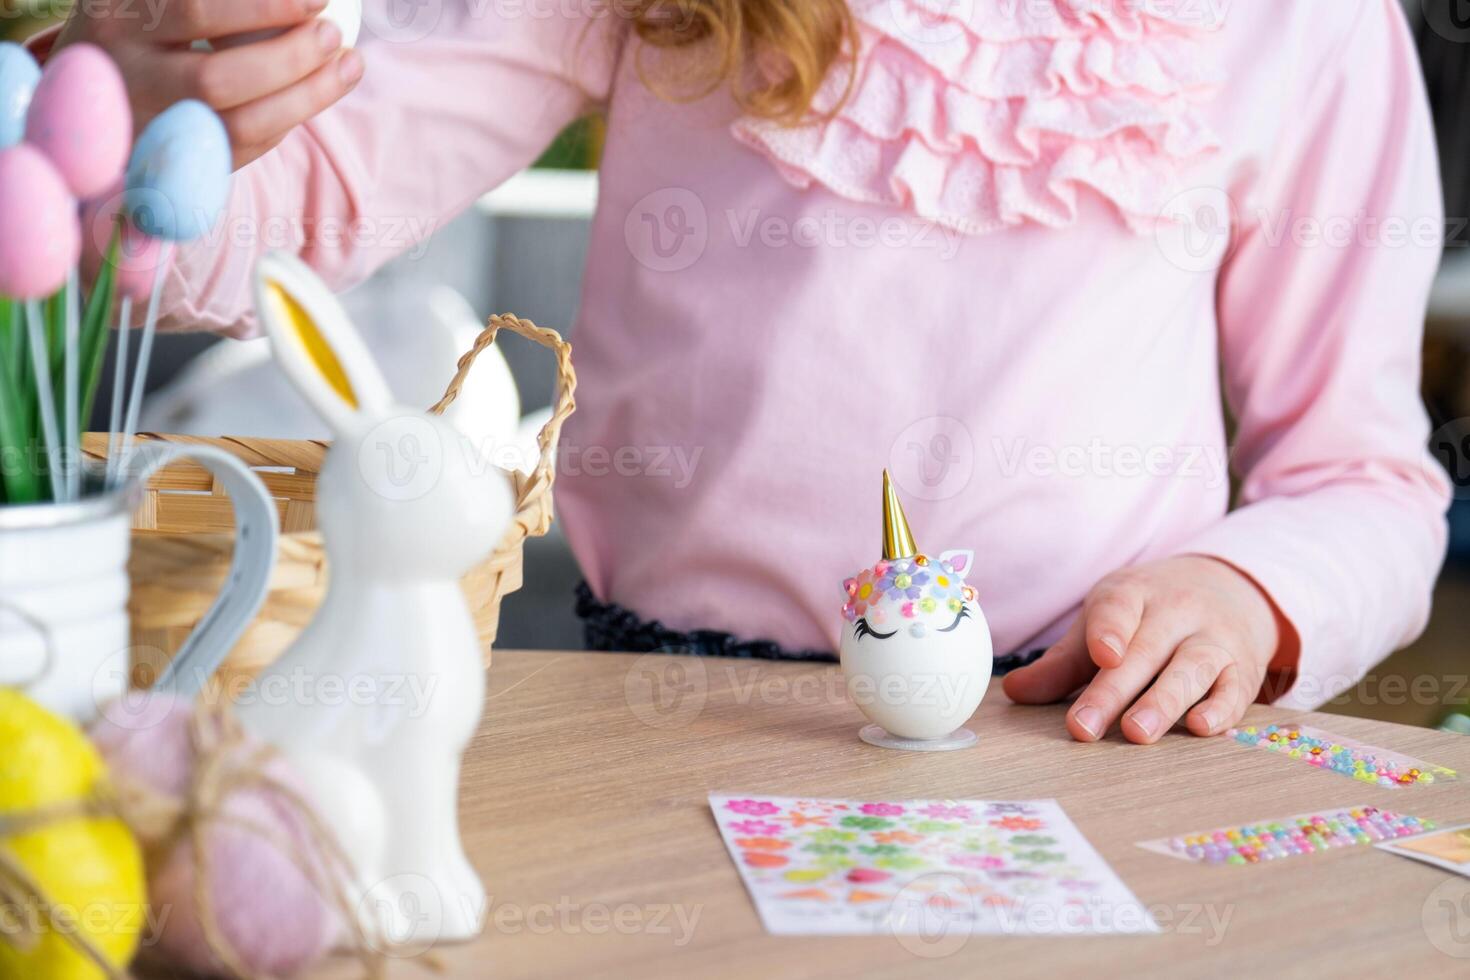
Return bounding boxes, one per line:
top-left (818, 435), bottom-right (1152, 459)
top-left (0, 41), bottom-right (40, 148)
top-left (124, 100), bottom-right (231, 241)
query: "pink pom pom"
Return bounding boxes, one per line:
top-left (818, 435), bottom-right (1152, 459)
top-left (91, 694), bottom-right (343, 978)
top-left (80, 179), bottom-right (166, 301)
top-left (0, 144), bottom-right (79, 298)
top-left (25, 43), bottom-right (131, 198)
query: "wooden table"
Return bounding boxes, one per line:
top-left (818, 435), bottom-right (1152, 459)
top-left (330, 650), bottom-right (1470, 978)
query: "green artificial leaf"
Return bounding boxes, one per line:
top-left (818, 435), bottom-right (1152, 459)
top-left (45, 287), bottom-right (65, 379)
top-left (0, 298), bottom-right (40, 504)
top-left (0, 296), bottom-right (40, 505)
top-left (79, 235), bottom-right (120, 429)
top-left (0, 297), bottom-right (15, 385)
top-left (15, 300), bottom-right (35, 441)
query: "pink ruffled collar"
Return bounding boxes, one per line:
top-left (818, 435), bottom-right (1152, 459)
top-left (731, 0), bottom-right (1226, 236)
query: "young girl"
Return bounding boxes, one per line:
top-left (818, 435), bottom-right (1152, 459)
top-left (52, 0), bottom-right (1450, 744)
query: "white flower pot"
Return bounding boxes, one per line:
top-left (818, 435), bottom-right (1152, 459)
top-left (0, 445), bottom-right (278, 723)
top-left (0, 488), bottom-right (132, 721)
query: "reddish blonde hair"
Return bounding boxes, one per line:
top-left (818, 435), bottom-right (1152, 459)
top-left (628, 0), bottom-right (856, 122)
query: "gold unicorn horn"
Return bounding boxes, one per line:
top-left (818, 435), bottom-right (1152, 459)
top-left (881, 469), bottom-right (918, 560)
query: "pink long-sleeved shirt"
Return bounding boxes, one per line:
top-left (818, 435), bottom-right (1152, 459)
top-left (161, 0), bottom-right (1448, 709)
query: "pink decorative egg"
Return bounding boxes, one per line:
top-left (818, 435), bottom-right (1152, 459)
top-left (81, 179), bottom-right (166, 302)
top-left (24, 43), bottom-right (131, 199)
top-left (91, 694), bottom-right (343, 978)
top-left (0, 144), bottom-right (80, 298)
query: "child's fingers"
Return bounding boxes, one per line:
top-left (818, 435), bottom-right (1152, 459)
top-left (220, 50), bottom-right (364, 168)
top-left (187, 20), bottom-right (346, 112)
top-left (1185, 662), bottom-right (1251, 736)
top-left (1065, 614), bottom-right (1183, 741)
top-left (154, 0), bottom-right (327, 44)
top-left (1120, 607), bottom-right (1182, 668)
top-left (1001, 616), bottom-right (1094, 704)
top-left (1081, 579), bottom-right (1143, 669)
top-left (1120, 640), bottom-right (1230, 744)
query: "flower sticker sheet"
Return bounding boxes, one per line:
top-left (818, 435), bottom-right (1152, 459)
top-left (709, 795), bottom-right (1157, 936)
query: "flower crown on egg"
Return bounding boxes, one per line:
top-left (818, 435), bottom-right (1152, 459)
top-left (841, 471), bottom-right (977, 637)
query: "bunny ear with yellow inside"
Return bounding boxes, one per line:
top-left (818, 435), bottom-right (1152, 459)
top-left (253, 251), bottom-right (392, 434)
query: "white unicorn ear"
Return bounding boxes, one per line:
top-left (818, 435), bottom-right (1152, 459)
top-left (938, 549), bottom-right (975, 576)
top-left (253, 251), bottom-right (393, 435)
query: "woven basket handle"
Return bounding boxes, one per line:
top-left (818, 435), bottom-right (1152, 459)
top-left (430, 313), bottom-right (576, 525)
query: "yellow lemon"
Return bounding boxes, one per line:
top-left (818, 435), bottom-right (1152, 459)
top-left (0, 689), bottom-right (145, 980)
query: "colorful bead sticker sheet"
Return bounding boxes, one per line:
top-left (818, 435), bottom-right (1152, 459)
top-left (1227, 724), bottom-right (1459, 788)
top-left (709, 795), bottom-right (1157, 936)
top-left (1137, 805), bottom-right (1435, 866)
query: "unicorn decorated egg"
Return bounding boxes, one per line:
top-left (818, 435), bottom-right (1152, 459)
top-left (839, 471), bottom-right (992, 750)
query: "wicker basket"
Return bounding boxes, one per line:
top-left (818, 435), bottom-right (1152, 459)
top-left (82, 313), bottom-right (576, 689)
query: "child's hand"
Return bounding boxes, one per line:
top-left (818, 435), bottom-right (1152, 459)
top-left (56, 0), bottom-right (363, 169)
top-left (1002, 556), bottom-right (1282, 743)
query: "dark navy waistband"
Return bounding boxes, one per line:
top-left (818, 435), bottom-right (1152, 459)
top-left (574, 582), bottom-right (1045, 675)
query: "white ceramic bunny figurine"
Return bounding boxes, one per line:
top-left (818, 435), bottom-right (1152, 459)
top-left (236, 252), bottom-right (514, 945)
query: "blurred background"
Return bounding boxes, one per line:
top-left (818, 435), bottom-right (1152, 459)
top-left (6, 1), bottom-right (1468, 729)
